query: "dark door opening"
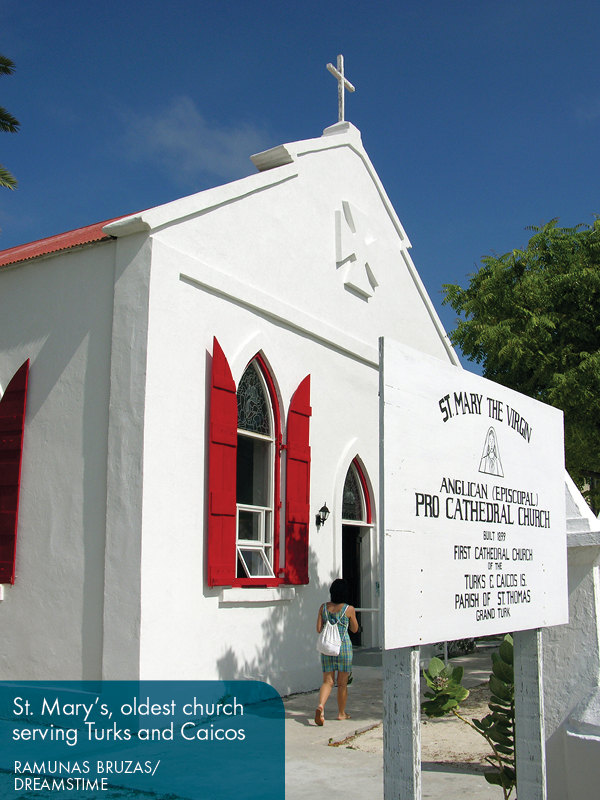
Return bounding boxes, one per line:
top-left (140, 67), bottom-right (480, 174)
top-left (342, 524), bottom-right (362, 647)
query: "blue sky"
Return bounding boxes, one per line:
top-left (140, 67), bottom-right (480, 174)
top-left (2, 0), bottom-right (599, 369)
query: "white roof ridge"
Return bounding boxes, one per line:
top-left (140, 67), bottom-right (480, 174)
top-left (250, 122), bottom-right (364, 171)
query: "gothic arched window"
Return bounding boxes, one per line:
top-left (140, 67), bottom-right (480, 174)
top-left (342, 459), bottom-right (372, 523)
top-left (207, 338), bottom-right (311, 588)
top-left (236, 360), bottom-right (277, 578)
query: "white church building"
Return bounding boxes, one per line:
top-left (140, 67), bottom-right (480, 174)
top-left (0, 120), bottom-right (457, 693)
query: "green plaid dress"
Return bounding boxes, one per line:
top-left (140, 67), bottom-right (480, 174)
top-left (320, 603), bottom-right (353, 673)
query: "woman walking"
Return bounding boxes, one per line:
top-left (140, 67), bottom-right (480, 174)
top-left (315, 578), bottom-right (359, 725)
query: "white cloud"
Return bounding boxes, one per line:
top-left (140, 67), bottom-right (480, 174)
top-left (121, 96), bottom-right (275, 186)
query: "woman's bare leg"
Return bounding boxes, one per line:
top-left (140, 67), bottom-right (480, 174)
top-left (336, 672), bottom-right (351, 719)
top-left (315, 672), bottom-right (335, 725)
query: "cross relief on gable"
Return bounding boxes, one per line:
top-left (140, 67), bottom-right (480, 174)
top-left (335, 200), bottom-right (380, 300)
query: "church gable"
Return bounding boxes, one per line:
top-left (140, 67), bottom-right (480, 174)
top-left (106, 122), bottom-right (455, 365)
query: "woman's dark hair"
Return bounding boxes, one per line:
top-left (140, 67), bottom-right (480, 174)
top-left (330, 578), bottom-right (351, 604)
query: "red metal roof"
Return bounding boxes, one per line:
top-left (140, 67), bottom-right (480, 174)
top-left (0, 215), bottom-right (128, 269)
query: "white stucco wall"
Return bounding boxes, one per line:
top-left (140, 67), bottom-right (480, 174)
top-left (544, 479), bottom-right (600, 800)
top-left (0, 241), bottom-right (117, 680)
top-left (101, 232), bottom-right (153, 680)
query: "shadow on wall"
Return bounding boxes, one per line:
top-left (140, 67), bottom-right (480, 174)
top-left (216, 547), bottom-right (340, 696)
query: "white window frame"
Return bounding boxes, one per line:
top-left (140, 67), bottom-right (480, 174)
top-left (236, 363), bottom-right (276, 579)
top-left (236, 502), bottom-right (274, 578)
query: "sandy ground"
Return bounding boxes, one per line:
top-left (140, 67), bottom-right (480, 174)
top-left (421, 683), bottom-right (495, 768)
top-left (332, 682), bottom-right (494, 770)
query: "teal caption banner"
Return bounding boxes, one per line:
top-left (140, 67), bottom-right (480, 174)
top-left (0, 680), bottom-right (284, 800)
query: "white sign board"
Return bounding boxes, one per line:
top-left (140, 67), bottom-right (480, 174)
top-left (380, 339), bottom-right (569, 650)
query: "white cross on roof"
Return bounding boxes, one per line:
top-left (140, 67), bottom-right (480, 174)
top-left (326, 55), bottom-right (355, 123)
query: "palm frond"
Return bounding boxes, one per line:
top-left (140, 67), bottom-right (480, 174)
top-left (0, 106), bottom-right (19, 132)
top-left (0, 54), bottom-right (16, 76)
top-left (0, 163), bottom-right (17, 189)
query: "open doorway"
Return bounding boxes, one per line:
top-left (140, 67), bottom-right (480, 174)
top-left (342, 524), bottom-right (362, 646)
top-left (341, 458), bottom-right (374, 648)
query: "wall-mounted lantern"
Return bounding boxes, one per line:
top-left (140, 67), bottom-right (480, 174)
top-left (316, 503), bottom-right (330, 529)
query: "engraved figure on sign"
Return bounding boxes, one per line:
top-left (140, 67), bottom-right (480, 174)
top-left (479, 426), bottom-right (504, 477)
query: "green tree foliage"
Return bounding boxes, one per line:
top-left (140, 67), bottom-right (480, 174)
top-left (0, 54), bottom-right (20, 190)
top-left (443, 219), bottom-right (600, 507)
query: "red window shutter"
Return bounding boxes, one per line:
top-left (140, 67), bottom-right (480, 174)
top-left (285, 375), bottom-right (311, 585)
top-left (207, 339), bottom-right (237, 587)
top-left (0, 360), bottom-right (29, 584)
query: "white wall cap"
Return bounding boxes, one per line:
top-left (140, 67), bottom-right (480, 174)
top-left (102, 216), bottom-right (151, 236)
top-left (568, 530), bottom-right (600, 547)
top-left (322, 120), bottom-right (363, 143)
top-left (251, 122), bottom-right (364, 172)
top-left (565, 471), bottom-right (600, 532)
top-left (250, 144), bottom-right (295, 171)
top-left (567, 687), bottom-right (600, 735)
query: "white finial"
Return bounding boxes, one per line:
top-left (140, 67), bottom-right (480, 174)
top-left (326, 55), bottom-right (355, 123)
